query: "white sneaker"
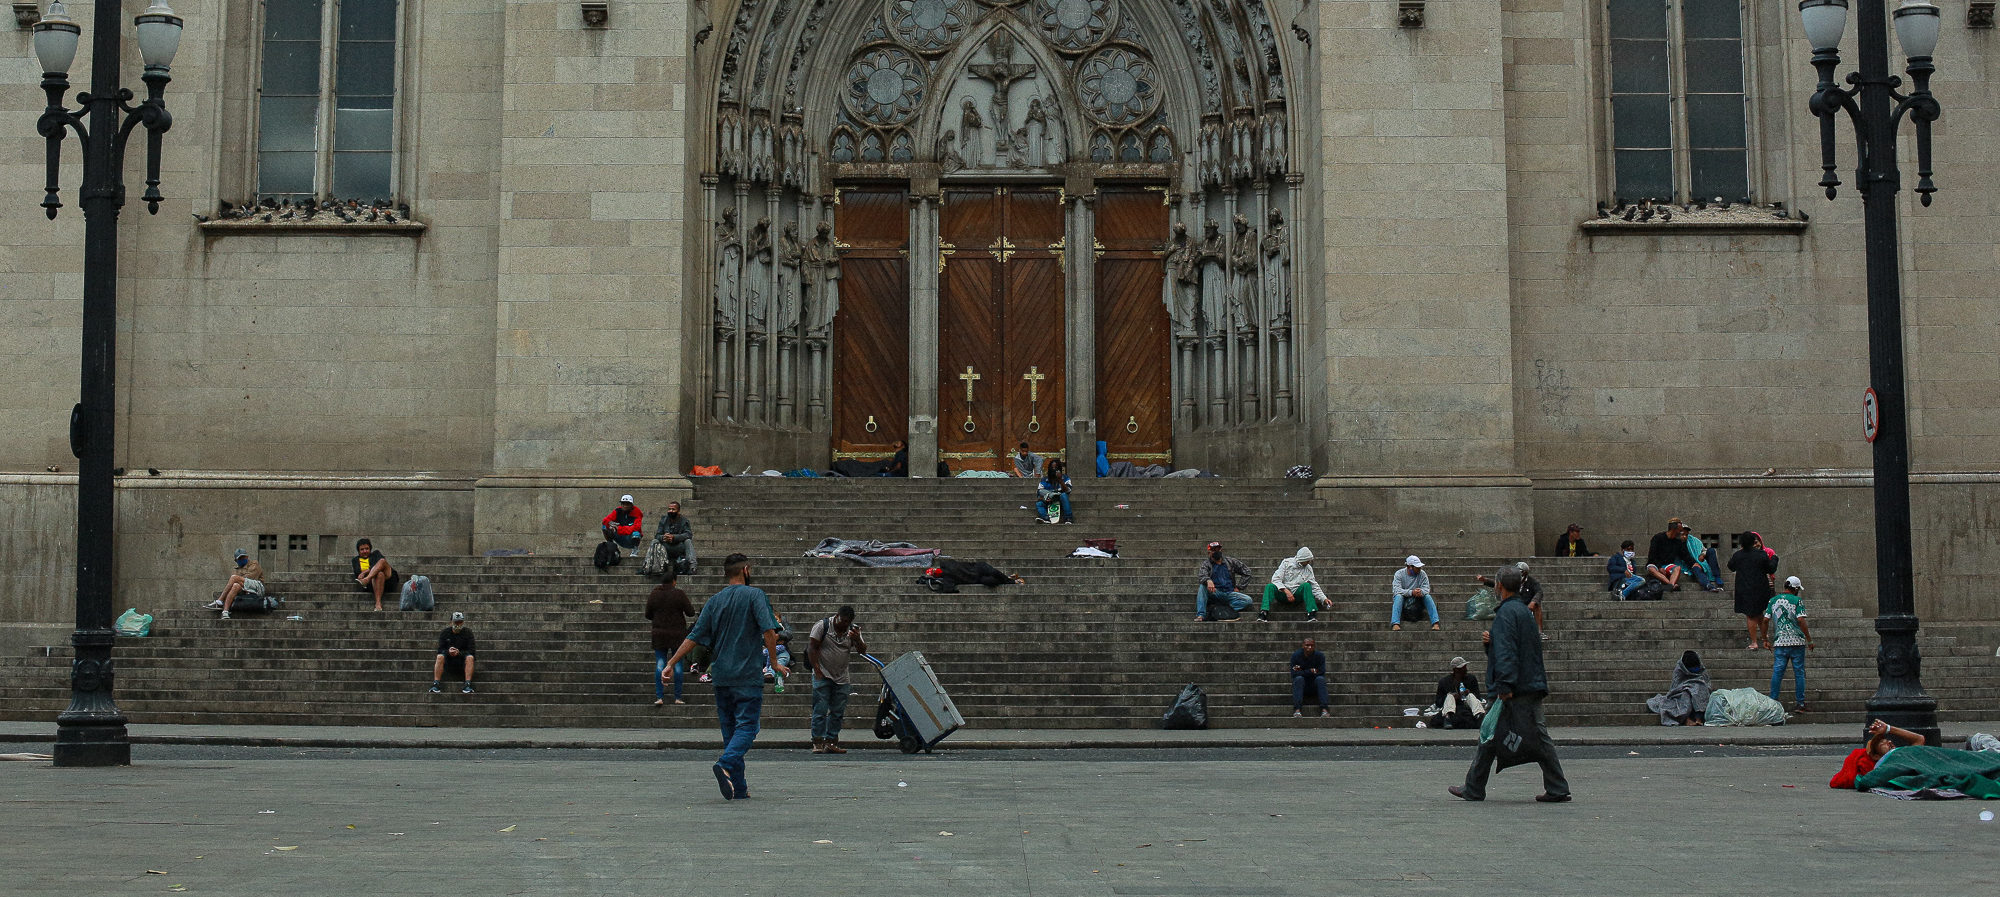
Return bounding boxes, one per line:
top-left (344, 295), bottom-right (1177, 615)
top-left (219, 611), bottom-right (230, 620)
top-left (205, 599), bottom-right (224, 610)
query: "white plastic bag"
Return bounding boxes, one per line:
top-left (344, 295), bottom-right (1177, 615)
top-left (1703, 687), bottom-right (1787, 726)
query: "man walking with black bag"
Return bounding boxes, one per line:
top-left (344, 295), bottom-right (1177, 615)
top-left (1450, 567), bottom-right (1571, 803)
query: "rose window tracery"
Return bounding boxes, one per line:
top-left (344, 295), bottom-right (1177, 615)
top-left (843, 47), bottom-right (928, 126)
top-left (1077, 47), bottom-right (1158, 126)
top-left (1036, 0), bottom-right (1114, 53)
top-left (888, 0), bottom-right (969, 54)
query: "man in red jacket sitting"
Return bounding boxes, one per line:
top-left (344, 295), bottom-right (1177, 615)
top-left (602, 494), bottom-right (645, 557)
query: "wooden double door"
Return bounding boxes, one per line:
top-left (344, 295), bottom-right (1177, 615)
top-left (939, 186), bottom-right (1066, 469)
top-left (828, 183), bottom-right (1171, 470)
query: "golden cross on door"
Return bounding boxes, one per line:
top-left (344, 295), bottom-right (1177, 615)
top-left (959, 366), bottom-right (982, 403)
top-left (1021, 366), bottom-right (1046, 402)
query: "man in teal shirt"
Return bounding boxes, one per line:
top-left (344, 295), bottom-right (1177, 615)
top-left (667, 552), bottom-right (786, 800)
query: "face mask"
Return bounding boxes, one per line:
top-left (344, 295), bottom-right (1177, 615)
top-left (1624, 550), bottom-right (1636, 559)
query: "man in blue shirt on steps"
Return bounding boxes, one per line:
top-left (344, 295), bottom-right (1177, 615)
top-left (667, 552), bottom-right (786, 800)
top-left (1195, 541), bottom-right (1254, 622)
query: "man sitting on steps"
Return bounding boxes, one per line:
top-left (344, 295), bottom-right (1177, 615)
top-left (1258, 547), bottom-right (1321, 623)
top-left (430, 612), bottom-right (476, 695)
top-left (1290, 637), bottom-right (1330, 718)
top-left (1646, 517), bottom-right (1696, 591)
top-left (1196, 541), bottom-right (1254, 622)
top-left (602, 494), bottom-right (645, 557)
top-left (654, 500), bottom-right (696, 575)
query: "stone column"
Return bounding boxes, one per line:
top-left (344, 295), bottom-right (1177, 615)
top-left (1065, 186), bottom-right (1098, 471)
top-left (907, 191), bottom-right (941, 476)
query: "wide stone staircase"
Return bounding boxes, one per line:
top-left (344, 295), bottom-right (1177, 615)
top-left (3, 478), bottom-right (1996, 731)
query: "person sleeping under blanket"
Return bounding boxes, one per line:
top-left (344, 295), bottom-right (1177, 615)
top-left (934, 558), bottom-right (1026, 587)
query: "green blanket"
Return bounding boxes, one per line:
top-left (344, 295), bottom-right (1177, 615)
top-left (1854, 747), bottom-right (2000, 799)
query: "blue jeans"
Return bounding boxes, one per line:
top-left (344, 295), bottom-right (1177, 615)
top-left (654, 649), bottom-right (683, 701)
top-left (1292, 672), bottom-right (1328, 711)
top-left (1689, 549), bottom-right (1722, 589)
top-left (602, 525), bottom-right (640, 549)
top-left (1770, 645), bottom-right (1807, 704)
top-left (1196, 585), bottom-right (1253, 620)
top-left (713, 685), bottom-right (764, 791)
top-left (811, 677), bottom-right (851, 740)
top-left (1392, 594), bottom-right (1439, 625)
top-left (1036, 493), bottom-right (1073, 521)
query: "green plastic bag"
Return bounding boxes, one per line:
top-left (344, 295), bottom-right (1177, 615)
top-left (1478, 697), bottom-right (1504, 743)
top-left (113, 608), bottom-right (153, 637)
top-left (1464, 587), bottom-right (1498, 621)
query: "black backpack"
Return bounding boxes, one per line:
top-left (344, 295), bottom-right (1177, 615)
top-left (593, 540), bottom-right (621, 570)
top-left (1628, 580), bottom-right (1665, 602)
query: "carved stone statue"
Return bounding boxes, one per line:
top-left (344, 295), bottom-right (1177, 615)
top-left (960, 98), bottom-right (986, 167)
top-left (1196, 219), bottom-right (1228, 340)
top-left (714, 207), bottom-right (742, 331)
top-left (1262, 208), bottom-right (1292, 330)
top-left (804, 219), bottom-right (840, 339)
top-left (1161, 221), bottom-right (1200, 338)
top-left (1229, 214), bottom-right (1259, 334)
top-left (937, 129), bottom-right (964, 174)
top-left (745, 215), bottom-right (773, 332)
top-left (1023, 97), bottom-right (1050, 168)
top-left (776, 222), bottom-right (804, 336)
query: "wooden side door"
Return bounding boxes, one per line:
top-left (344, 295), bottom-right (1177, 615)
top-left (937, 187), bottom-right (1005, 466)
top-left (831, 186), bottom-right (909, 461)
top-left (1093, 186), bottom-right (1173, 463)
top-left (1001, 188), bottom-right (1067, 460)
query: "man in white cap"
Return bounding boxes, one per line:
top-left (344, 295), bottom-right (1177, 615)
top-left (430, 612), bottom-right (476, 694)
top-left (601, 494), bottom-right (645, 557)
top-left (1764, 576), bottom-right (1814, 712)
top-left (1392, 555), bottom-right (1441, 631)
top-left (1258, 546), bottom-right (1321, 623)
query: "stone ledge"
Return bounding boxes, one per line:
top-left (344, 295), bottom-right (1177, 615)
top-left (1528, 470), bottom-right (2000, 489)
top-left (197, 220), bottom-right (427, 237)
top-left (1580, 219), bottom-right (1808, 236)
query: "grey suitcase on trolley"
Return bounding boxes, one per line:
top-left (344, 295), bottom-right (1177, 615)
top-left (881, 651), bottom-right (964, 748)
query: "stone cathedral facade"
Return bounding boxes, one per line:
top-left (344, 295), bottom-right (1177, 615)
top-left (1, 0), bottom-right (1997, 644)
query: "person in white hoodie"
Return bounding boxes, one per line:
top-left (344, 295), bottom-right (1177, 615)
top-left (1258, 547), bottom-right (1322, 623)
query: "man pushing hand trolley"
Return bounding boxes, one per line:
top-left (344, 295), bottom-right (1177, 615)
top-left (863, 652), bottom-right (964, 754)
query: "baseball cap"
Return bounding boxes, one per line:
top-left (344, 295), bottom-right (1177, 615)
top-left (1206, 541), bottom-right (1222, 550)
top-left (1450, 656), bottom-right (1468, 669)
top-left (450, 611), bottom-right (466, 622)
top-left (1785, 575), bottom-right (1802, 590)
top-left (233, 548), bottom-right (248, 558)
top-left (1514, 561), bottom-right (1531, 572)
top-left (619, 494), bottom-right (635, 503)
top-left (1405, 555), bottom-right (1424, 567)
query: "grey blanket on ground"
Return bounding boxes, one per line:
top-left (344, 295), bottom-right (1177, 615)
top-left (804, 538), bottom-right (940, 568)
top-left (1645, 653), bottom-right (1712, 725)
top-left (1105, 461), bottom-right (1171, 478)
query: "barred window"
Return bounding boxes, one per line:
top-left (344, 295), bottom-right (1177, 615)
top-left (1606, 0), bottom-right (1750, 204)
top-left (257, 0), bottom-right (401, 202)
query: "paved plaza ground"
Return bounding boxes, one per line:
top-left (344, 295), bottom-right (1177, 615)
top-left (4, 725), bottom-right (1998, 896)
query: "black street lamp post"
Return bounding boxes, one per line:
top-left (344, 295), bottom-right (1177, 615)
top-left (1797, 0), bottom-right (1942, 745)
top-left (32, 0), bottom-right (184, 767)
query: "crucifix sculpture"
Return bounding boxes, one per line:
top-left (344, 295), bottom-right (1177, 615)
top-left (1022, 366), bottom-right (1047, 434)
top-left (968, 31), bottom-right (1037, 166)
top-left (959, 365), bottom-right (982, 432)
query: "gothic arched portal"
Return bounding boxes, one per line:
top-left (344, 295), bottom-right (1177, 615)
top-left (698, 0), bottom-right (1309, 471)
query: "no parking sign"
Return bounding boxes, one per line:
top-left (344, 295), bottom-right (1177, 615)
top-left (1863, 388), bottom-right (1880, 443)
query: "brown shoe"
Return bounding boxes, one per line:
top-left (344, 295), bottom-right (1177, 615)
top-left (823, 742), bottom-right (848, 755)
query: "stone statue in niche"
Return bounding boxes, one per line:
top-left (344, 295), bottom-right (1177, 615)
top-left (776, 222), bottom-right (804, 336)
top-left (1229, 213), bottom-right (1259, 335)
top-left (746, 216), bottom-right (773, 332)
top-left (714, 207), bottom-right (742, 331)
top-left (1022, 97), bottom-right (1055, 167)
top-left (960, 98), bottom-right (987, 167)
top-left (1161, 221), bottom-right (1200, 337)
top-left (1262, 208), bottom-right (1291, 330)
top-left (1196, 219), bottom-right (1228, 338)
top-left (804, 219), bottom-right (840, 339)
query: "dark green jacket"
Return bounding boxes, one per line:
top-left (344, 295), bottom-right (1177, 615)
top-left (1484, 594), bottom-right (1548, 698)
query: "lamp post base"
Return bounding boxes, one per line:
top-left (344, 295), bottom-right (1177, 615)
top-left (52, 720), bottom-right (131, 767)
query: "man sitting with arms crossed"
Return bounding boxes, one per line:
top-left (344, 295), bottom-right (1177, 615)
top-left (1195, 541), bottom-right (1254, 622)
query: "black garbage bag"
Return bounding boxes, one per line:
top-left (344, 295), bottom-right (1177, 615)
top-left (1161, 683), bottom-right (1209, 730)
